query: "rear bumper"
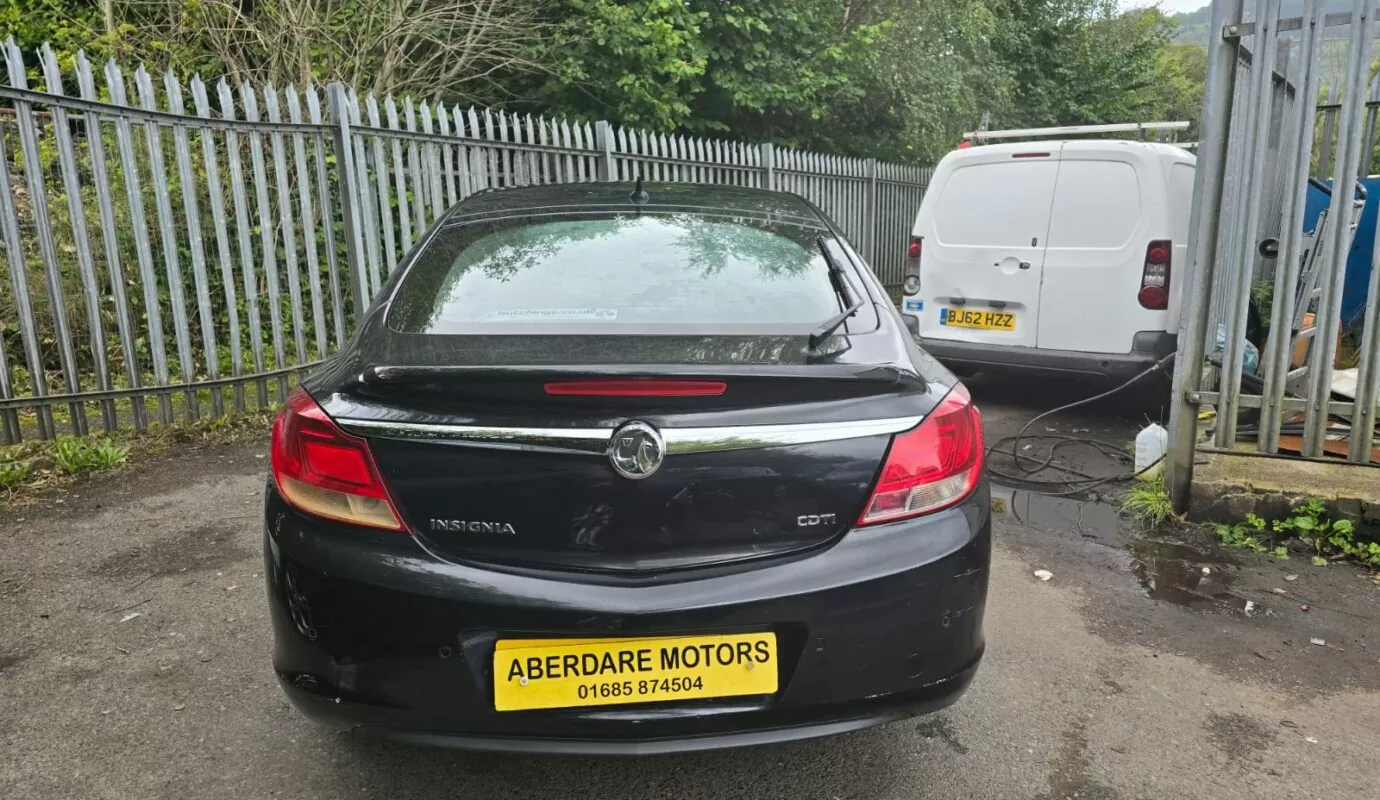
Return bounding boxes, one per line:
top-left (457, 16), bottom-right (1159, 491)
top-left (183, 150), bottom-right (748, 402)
top-left (916, 331), bottom-right (1176, 382)
top-left (264, 483), bottom-right (991, 754)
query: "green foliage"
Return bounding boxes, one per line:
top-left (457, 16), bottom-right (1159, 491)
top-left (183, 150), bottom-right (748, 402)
top-left (1149, 43), bottom-right (1207, 138)
top-left (1219, 499), bottom-right (1380, 570)
top-left (0, 0), bottom-right (133, 76)
top-left (53, 437), bottom-right (129, 474)
top-left (989, 1), bottom-right (1175, 130)
top-left (1122, 481), bottom-right (1176, 526)
top-left (1275, 499), bottom-right (1380, 568)
top-left (4, 0), bottom-right (1203, 165)
top-left (1216, 513), bottom-right (1271, 554)
top-left (515, 0), bottom-right (1193, 163)
top-left (526, 0), bottom-right (710, 130)
top-left (0, 457), bottom-right (31, 489)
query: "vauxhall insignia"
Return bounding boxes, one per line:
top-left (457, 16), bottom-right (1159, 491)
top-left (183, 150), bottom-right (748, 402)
top-left (429, 519), bottom-right (517, 535)
top-left (608, 420), bottom-right (665, 479)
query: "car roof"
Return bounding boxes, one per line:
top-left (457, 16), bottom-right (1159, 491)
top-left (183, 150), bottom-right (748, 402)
top-left (442, 182), bottom-right (828, 226)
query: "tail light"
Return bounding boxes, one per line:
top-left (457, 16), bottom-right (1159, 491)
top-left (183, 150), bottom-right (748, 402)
top-left (1138, 240), bottom-right (1171, 310)
top-left (903, 236), bottom-right (922, 295)
top-left (858, 384), bottom-right (983, 525)
top-left (270, 388), bottom-right (405, 531)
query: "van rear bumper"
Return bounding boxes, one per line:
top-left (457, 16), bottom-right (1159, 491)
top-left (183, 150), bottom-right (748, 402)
top-left (916, 332), bottom-right (1176, 383)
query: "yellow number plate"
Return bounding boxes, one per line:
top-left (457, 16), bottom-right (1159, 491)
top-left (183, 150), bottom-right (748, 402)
top-left (941, 307), bottom-right (1017, 331)
top-left (493, 633), bottom-right (778, 712)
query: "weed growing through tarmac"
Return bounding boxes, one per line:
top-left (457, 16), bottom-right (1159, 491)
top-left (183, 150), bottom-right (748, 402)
top-left (1217, 499), bottom-right (1380, 573)
top-left (0, 458), bottom-right (31, 490)
top-left (52, 438), bottom-right (129, 474)
top-left (1121, 480), bottom-right (1177, 527)
top-left (1215, 514), bottom-right (1284, 557)
top-left (1274, 498), bottom-right (1380, 569)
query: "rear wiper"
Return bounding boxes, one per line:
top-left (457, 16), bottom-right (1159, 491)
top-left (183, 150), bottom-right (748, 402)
top-left (808, 236), bottom-right (865, 350)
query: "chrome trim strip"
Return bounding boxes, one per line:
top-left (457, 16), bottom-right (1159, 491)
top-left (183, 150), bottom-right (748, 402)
top-left (661, 416), bottom-right (922, 455)
top-left (337, 416), bottom-right (923, 456)
top-left (336, 419), bottom-right (611, 456)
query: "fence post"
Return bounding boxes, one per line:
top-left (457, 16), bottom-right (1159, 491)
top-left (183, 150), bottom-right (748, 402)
top-left (761, 143), bottom-right (775, 191)
top-left (865, 158), bottom-right (879, 265)
top-left (1212, 0), bottom-right (1279, 451)
top-left (1306, 0), bottom-right (1373, 457)
top-left (596, 121), bottom-right (616, 181)
top-left (327, 82), bottom-right (369, 322)
top-left (1167, 0), bottom-right (1244, 512)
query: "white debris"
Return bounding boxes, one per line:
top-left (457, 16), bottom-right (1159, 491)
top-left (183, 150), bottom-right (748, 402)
top-left (1033, 569), bottom-right (1054, 582)
top-left (1285, 574), bottom-right (1298, 582)
top-left (1244, 601), bottom-right (1256, 616)
top-left (1310, 637), bottom-right (1326, 647)
top-left (119, 612), bottom-right (143, 623)
top-left (1304, 736), bottom-right (1319, 744)
top-left (1202, 566), bottom-right (1211, 575)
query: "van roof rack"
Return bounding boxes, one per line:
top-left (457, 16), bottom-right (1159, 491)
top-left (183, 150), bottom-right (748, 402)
top-left (961, 121), bottom-right (1191, 143)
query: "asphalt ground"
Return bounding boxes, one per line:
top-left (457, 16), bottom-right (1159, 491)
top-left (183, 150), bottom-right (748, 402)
top-left (3, 373), bottom-right (1377, 799)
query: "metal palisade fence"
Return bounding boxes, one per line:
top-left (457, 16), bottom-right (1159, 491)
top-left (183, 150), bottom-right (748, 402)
top-left (1167, 0), bottom-right (1380, 508)
top-left (0, 41), bottom-right (931, 444)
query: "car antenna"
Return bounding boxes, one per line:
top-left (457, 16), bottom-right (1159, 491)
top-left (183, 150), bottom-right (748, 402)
top-left (630, 174), bottom-right (649, 210)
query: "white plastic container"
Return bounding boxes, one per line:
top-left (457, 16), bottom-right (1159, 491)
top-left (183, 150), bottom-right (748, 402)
top-left (1134, 423), bottom-right (1168, 479)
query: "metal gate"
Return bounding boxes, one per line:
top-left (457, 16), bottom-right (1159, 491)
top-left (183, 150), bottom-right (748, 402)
top-left (1168, 0), bottom-right (1380, 508)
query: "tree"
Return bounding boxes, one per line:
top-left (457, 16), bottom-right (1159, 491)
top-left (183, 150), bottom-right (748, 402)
top-left (988, 0), bottom-right (1174, 129)
top-left (0, 0), bottom-right (129, 70)
top-left (114, 0), bottom-right (548, 99)
top-left (1150, 43), bottom-right (1207, 135)
top-left (3, 0), bottom-right (1201, 163)
top-left (510, 0), bottom-right (1009, 162)
top-left (515, 0), bottom-right (709, 130)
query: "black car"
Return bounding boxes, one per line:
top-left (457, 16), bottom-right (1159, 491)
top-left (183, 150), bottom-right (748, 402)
top-left (264, 182), bottom-right (990, 754)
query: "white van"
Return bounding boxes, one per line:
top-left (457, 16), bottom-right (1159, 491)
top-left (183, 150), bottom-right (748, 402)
top-left (901, 140), bottom-right (1195, 382)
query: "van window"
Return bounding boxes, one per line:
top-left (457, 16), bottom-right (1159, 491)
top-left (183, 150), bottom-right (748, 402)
top-left (1046, 161), bottom-right (1142, 249)
top-left (932, 161), bottom-right (1058, 247)
top-left (1169, 162), bottom-right (1195, 245)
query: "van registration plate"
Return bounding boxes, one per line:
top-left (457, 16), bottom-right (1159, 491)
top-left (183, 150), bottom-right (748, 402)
top-left (941, 308), bottom-right (1016, 331)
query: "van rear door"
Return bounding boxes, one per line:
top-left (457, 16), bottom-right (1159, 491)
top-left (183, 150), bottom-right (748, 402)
top-left (1036, 144), bottom-right (1161, 354)
top-left (914, 146), bottom-right (1059, 349)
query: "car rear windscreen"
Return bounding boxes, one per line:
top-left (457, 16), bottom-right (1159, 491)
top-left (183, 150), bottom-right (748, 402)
top-left (387, 212), bottom-right (843, 334)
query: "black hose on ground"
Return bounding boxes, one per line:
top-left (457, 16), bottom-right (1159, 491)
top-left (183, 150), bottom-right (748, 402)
top-left (983, 353), bottom-right (1176, 496)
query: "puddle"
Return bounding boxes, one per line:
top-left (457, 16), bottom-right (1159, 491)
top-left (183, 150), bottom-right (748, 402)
top-left (992, 485), bottom-right (1253, 614)
top-left (991, 486), bottom-right (1124, 538)
top-left (1127, 539), bottom-right (1246, 611)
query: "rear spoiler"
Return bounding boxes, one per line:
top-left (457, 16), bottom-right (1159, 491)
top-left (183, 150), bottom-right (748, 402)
top-left (352, 363), bottom-right (925, 390)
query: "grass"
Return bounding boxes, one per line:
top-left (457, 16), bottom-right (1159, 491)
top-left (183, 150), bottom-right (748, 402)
top-left (1121, 480), bottom-right (1177, 527)
top-left (0, 458), bottom-right (32, 489)
top-left (0, 406), bottom-right (278, 504)
top-left (52, 438), bottom-right (129, 474)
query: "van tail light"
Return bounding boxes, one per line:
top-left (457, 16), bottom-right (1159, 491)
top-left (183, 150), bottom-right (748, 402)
top-left (270, 388), bottom-right (405, 531)
top-left (858, 384), bottom-right (983, 525)
top-left (903, 236), bottom-right (922, 295)
top-left (1138, 240), bottom-right (1171, 310)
